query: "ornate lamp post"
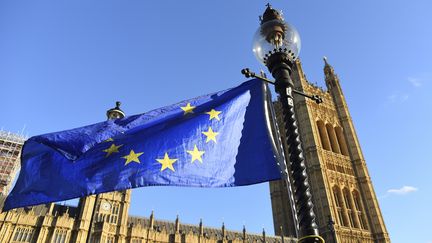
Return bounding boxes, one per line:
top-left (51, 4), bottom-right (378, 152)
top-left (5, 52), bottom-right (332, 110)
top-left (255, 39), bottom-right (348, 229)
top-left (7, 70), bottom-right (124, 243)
top-left (243, 5), bottom-right (324, 243)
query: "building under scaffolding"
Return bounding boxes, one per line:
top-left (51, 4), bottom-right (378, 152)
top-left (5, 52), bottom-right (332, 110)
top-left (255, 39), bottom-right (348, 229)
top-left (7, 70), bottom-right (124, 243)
top-left (0, 130), bottom-right (26, 196)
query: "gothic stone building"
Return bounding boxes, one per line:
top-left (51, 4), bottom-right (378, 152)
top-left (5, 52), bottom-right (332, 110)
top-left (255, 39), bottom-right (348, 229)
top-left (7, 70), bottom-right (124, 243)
top-left (0, 59), bottom-right (389, 243)
top-left (270, 59), bottom-right (390, 242)
top-left (0, 190), bottom-right (293, 243)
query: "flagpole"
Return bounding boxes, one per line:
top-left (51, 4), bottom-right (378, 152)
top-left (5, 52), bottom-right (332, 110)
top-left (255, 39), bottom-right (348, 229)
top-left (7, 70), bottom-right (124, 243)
top-left (86, 102), bottom-right (125, 243)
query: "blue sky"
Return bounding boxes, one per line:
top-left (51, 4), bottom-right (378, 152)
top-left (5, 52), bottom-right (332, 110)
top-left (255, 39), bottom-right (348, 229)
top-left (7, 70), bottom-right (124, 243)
top-left (1, 1), bottom-right (431, 242)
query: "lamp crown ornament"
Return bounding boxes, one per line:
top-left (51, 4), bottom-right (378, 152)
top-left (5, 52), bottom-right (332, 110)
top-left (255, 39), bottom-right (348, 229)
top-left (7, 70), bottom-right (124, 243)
top-left (252, 4), bottom-right (301, 66)
top-left (106, 101), bottom-right (125, 120)
top-left (261, 4), bottom-right (284, 24)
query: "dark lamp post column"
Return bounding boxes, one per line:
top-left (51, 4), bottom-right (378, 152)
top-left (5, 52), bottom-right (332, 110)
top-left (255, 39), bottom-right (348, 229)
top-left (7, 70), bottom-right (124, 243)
top-left (251, 5), bottom-right (324, 243)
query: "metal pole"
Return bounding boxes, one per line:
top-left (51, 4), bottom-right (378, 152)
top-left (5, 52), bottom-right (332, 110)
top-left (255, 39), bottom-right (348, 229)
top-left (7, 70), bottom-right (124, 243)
top-left (266, 53), bottom-right (323, 243)
top-left (264, 82), bottom-right (299, 238)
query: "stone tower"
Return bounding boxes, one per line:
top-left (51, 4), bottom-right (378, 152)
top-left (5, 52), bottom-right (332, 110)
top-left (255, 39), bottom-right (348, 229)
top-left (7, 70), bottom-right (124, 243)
top-left (270, 58), bottom-right (390, 242)
top-left (75, 191), bottom-right (131, 243)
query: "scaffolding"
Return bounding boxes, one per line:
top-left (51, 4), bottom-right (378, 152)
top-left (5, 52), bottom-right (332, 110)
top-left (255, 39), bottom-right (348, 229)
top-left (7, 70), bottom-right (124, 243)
top-left (0, 130), bottom-right (27, 196)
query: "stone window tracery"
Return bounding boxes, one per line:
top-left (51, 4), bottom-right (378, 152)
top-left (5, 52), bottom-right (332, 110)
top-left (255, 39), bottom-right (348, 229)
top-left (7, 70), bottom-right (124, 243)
top-left (332, 186), bottom-right (348, 227)
top-left (107, 235), bottom-right (115, 243)
top-left (335, 126), bottom-right (349, 156)
top-left (353, 190), bottom-right (369, 230)
top-left (326, 124), bottom-right (341, 154)
top-left (317, 120), bottom-right (331, 151)
top-left (53, 229), bottom-right (68, 243)
top-left (343, 188), bottom-right (361, 228)
top-left (12, 227), bottom-right (33, 243)
top-left (343, 188), bottom-right (356, 228)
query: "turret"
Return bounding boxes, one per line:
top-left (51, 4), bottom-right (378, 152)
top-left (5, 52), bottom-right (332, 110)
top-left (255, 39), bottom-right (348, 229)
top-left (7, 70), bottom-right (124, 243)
top-left (149, 211), bottom-right (154, 229)
top-left (199, 218), bottom-right (203, 236)
top-left (175, 215), bottom-right (180, 233)
top-left (322, 57), bottom-right (390, 241)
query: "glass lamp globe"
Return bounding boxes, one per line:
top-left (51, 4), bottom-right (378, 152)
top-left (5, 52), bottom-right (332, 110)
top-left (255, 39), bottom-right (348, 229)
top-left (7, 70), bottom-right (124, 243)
top-left (252, 19), bottom-right (301, 65)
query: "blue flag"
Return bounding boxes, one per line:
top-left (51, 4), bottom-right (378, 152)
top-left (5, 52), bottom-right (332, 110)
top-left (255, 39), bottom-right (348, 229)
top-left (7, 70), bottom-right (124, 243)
top-left (5, 79), bottom-right (282, 210)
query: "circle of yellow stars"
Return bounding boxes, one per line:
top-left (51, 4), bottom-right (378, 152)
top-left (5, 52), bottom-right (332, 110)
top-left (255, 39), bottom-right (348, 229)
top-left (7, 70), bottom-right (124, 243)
top-left (101, 103), bottom-right (222, 172)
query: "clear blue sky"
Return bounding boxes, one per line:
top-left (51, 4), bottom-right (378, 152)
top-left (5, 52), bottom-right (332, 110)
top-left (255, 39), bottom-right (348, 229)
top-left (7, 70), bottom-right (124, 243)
top-left (1, 1), bottom-right (431, 242)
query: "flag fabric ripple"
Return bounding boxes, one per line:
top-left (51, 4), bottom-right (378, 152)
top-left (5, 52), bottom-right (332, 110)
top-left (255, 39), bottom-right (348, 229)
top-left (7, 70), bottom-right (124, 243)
top-left (5, 79), bottom-right (282, 210)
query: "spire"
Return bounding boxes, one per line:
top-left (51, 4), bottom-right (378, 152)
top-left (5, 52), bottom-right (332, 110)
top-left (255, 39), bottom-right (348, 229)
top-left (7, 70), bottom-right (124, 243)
top-left (242, 225), bottom-right (247, 242)
top-left (323, 56), bottom-right (339, 90)
top-left (149, 210), bottom-right (154, 228)
top-left (323, 56), bottom-right (329, 66)
top-left (323, 56), bottom-right (334, 75)
top-left (262, 228), bottom-right (266, 242)
top-left (221, 222), bottom-right (226, 238)
top-left (175, 214), bottom-right (180, 233)
top-left (199, 218), bottom-right (204, 235)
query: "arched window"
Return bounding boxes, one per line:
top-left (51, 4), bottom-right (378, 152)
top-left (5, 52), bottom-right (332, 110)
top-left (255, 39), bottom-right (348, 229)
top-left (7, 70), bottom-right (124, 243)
top-left (17, 229), bottom-right (23, 242)
top-left (343, 188), bottom-right (359, 228)
top-left (107, 236), bottom-right (115, 243)
top-left (317, 121), bottom-right (331, 150)
top-left (335, 127), bottom-right (349, 156)
top-left (332, 186), bottom-right (348, 227)
top-left (25, 229), bottom-right (33, 242)
top-left (353, 190), bottom-right (369, 230)
top-left (110, 204), bottom-right (119, 224)
top-left (326, 124), bottom-right (341, 154)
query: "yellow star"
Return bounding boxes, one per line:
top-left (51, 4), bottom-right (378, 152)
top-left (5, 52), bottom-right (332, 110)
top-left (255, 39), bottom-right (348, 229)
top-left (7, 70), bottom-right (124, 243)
top-left (156, 153), bottom-right (178, 172)
top-left (122, 150), bottom-right (143, 166)
top-left (202, 127), bottom-right (219, 143)
top-left (187, 145), bottom-right (205, 163)
top-left (206, 109), bottom-right (222, 121)
top-left (180, 103), bottom-right (195, 115)
top-left (103, 144), bottom-right (123, 157)
top-left (103, 137), bottom-right (114, 142)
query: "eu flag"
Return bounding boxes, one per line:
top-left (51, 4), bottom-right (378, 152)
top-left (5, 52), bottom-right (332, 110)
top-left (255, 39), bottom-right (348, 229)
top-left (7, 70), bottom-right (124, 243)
top-left (5, 79), bottom-right (282, 210)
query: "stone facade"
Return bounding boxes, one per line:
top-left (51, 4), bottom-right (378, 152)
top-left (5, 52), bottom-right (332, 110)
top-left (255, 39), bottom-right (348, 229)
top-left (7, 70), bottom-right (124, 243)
top-left (0, 190), bottom-right (294, 243)
top-left (270, 59), bottom-right (390, 242)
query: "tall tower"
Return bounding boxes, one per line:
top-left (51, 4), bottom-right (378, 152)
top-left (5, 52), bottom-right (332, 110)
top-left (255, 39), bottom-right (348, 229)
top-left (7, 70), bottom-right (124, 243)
top-left (71, 102), bottom-right (132, 243)
top-left (270, 59), bottom-right (390, 242)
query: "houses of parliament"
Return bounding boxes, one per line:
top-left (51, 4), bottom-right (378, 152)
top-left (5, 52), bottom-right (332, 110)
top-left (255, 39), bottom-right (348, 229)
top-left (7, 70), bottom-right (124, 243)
top-left (0, 59), bottom-right (390, 243)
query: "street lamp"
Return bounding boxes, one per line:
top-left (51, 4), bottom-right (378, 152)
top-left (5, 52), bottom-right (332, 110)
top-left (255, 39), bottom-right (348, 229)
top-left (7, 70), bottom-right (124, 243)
top-left (243, 4), bottom-right (324, 243)
top-left (107, 101), bottom-right (126, 120)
